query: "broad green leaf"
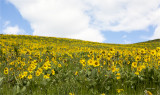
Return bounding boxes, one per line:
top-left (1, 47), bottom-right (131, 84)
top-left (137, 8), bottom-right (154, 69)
top-left (0, 77), bottom-right (3, 85)
top-left (20, 86), bottom-right (26, 93)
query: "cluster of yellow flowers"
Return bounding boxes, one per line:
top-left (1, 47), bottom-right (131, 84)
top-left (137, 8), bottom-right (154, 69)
top-left (0, 35), bottom-right (159, 94)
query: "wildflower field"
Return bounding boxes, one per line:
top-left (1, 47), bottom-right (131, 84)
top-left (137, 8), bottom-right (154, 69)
top-left (0, 34), bottom-right (160, 95)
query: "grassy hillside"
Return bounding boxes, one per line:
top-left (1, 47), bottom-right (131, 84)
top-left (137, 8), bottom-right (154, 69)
top-left (0, 34), bottom-right (159, 49)
top-left (0, 34), bottom-right (160, 95)
top-left (128, 39), bottom-right (160, 49)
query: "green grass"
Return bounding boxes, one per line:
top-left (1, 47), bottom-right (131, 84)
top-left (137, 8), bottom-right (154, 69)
top-left (0, 34), bottom-right (160, 95)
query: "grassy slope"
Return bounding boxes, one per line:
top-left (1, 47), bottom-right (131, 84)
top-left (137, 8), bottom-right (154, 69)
top-left (0, 34), bottom-right (160, 95)
top-left (0, 34), bottom-right (159, 49)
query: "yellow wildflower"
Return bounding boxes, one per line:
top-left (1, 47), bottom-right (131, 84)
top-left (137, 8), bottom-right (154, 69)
top-left (93, 60), bottom-right (100, 67)
top-left (4, 67), bottom-right (8, 75)
top-left (116, 89), bottom-right (124, 93)
top-left (44, 74), bottom-right (50, 79)
top-left (135, 71), bottom-right (139, 75)
top-left (144, 90), bottom-right (152, 95)
top-left (132, 62), bottom-right (137, 68)
top-left (69, 93), bottom-right (75, 95)
top-left (23, 71), bottom-right (28, 77)
top-left (28, 74), bottom-right (32, 79)
top-left (116, 73), bottom-right (120, 76)
top-left (116, 76), bottom-right (121, 80)
top-left (58, 64), bottom-right (62, 67)
top-left (87, 59), bottom-right (93, 66)
top-left (111, 66), bottom-right (116, 73)
top-left (36, 71), bottom-right (41, 76)
top-left (75, 71), bottom-right (78, 75)
top-left (52, 69), bottom-right (55, 75)
top-left (43, 63), bottom-right (49, 70)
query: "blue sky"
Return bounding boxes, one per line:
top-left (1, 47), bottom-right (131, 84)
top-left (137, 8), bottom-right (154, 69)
top-left (0, 0), bottom-right (160, 44)
top-left (0, 0), bottom-right (33, 35)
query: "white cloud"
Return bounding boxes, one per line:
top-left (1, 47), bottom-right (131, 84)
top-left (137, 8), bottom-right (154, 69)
top-left (67, 28), bottom-right (105, 42)
top-left (149, 9), bottom-right (160, 39)
top-left (150, 26), bottom-right (160, 39)
top-left (7, 0), bottom-right (105, 42)
top-left (2, 25), bottom-right (25, 35)
top-left (8, 0), bottom-right (160, 42)
top-left (86, 0), bottom-right (160, 31)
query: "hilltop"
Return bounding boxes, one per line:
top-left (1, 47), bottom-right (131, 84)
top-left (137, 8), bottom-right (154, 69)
top-left (0, 34), bottom-right (159, 49)
top-left (141, 39), bottom-right (160, 43)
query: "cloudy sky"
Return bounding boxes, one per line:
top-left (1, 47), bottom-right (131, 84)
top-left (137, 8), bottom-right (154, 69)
top-left (0, 0), bottom-right (160, 44)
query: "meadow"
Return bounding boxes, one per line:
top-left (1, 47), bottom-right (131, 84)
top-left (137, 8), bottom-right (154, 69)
top-left (0, 34), bottom-right (160, 95)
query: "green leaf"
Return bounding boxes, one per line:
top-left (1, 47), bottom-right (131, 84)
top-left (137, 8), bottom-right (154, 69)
top-left (20, 86), bottom-right (26, 93)
top-left (13, 86), bottom-right (17, 95)
top-left (41, 80), bottom-right (47, 86)
top-left (87, 71), bottom-right (91, 76)
top-left (16, 85), bottom-right (20, 94)
top-left (0, 77), bottom-right (3, 85)
top-left (26, 81), bottom-right (30, 86)
top-left (106, 86), bottom-right (110, 90)
top-left (91, 69), bottom-right (97, 78)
